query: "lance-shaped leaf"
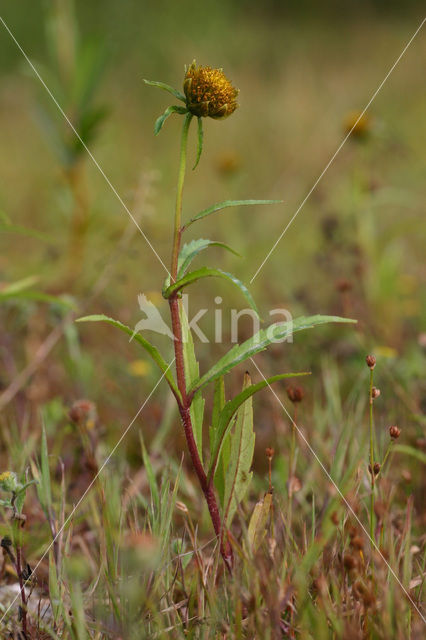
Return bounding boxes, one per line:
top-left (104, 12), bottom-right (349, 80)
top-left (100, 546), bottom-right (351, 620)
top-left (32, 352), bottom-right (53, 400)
top-left (248, 491), bottom-right (273, 551)
top-left (209, 377), bottom-right (229, 506)
top-left (223, 372), bottom-right (255, 527)
top-left (183, 199), bottom-right (283, 229)
top-left (163, 267), bottom-right (258, 317)
top-left (143, 79), bottom-right (186, 103)
top-left (190, 315), bottom-right (356, 396)
top-left (177, 239), bottom-right (239, 279)
top-left (192, 117), bottom-right (203, 170)
top-left (179, 302), bottom-right (205, 463)
top-left (154, 105), bottom-right (188, 135)
top-left (208, 372), bottom-right (310, 482)
top-left (76, 314), bottom-right (180, 401)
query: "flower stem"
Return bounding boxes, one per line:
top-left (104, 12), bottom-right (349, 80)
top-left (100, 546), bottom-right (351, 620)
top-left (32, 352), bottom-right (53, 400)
top-left (368, 368), bottom-right (375, 559)
top-left (171, 112), bottom-right (192, 282)
top-left (168, 114), bottom-right (232, 568)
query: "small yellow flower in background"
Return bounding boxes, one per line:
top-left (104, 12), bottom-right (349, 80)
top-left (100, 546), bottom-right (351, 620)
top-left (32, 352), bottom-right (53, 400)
top-left (374, 346), bottom-right (398, 359)
top-left (128, 359), bottom-right (152, 377)
top-left (184, 61), bottom-right (239, 119)
top-left (343, 110), bottom-right (371, 139)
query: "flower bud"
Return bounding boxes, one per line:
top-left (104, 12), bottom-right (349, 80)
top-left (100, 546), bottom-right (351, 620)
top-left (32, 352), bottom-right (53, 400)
top-left (365, 355), bottom-right (376, 369)
top-left (389, 425), bottom-right (401, 439)
top-left (0, 471), bottom-right (19, 493)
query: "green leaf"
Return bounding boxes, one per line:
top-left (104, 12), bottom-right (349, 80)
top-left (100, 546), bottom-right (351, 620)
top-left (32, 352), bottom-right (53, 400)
top-left (73, 39), bottom-right (107, 114)
top-left (247, 491), bottom-right (273, 551)
top-left (144, 79), bottom-right (186, 103)
top-left (163, 267), bottom-right (258, 317)
top-left (0, 276), bottom-right (73, 308)
top-left (76, 314), bottom-right (180, 401)
top-left (208, 372), bottom-right (310, 482)
top-left (179, 302), bottom-right (205, 463)
top-left (193, 117), bottom-right (203, 170)
top-left (177, 239), bottom-right (239, 279)
top-left (183, 199), bottom-right (283, 229)
top-left (191, 315), bottom-right (356, 396)
top-left (393, 444), bottom-right (426, 465)
top-left (140, 432), bottom-right (159, 513)
top-left (154, 104), bottom-right (188, 136)
top-left (0, 275), bottom-right (38, 295)
top-left (223, 372), bottom-right (255, 527)
top-left (0, 223), bottom-right (51, 242)
top-left (210, 377), bottom-right (228, 506)
top-left (40, 425), bottom-right (52, 515)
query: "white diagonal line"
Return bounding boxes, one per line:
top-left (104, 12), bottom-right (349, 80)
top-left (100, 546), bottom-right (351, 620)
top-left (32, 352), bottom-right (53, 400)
top-left (250, 17), bottom-right (426, 283)
top-left (0, 359), bottom-right (175, 625)
top-left (0, 15), bottom-right (171, 279)
top-left (249, 357), bottom-right (425, 623)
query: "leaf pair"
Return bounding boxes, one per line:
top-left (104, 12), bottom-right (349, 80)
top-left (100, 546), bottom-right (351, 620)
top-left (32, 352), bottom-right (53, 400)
top-left (145, 79), bottom-right (204, 169)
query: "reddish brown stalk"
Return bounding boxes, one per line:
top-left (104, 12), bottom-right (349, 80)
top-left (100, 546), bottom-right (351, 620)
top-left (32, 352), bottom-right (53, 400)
top-left (169, 295), bottom-right (232, 568)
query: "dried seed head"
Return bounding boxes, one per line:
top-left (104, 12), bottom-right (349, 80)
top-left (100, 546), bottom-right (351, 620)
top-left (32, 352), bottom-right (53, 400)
top-left (286, 385), bottom-right (305, 403)
top-left (365, 354), bottom-right (376, 369)
top-left (336, 278), bottom-right (352, 293)
top-left (350, 535), bottom-right (364, 551)
top-left (343, 553), bottom-right (357, 571)
top-left (69, 399), bottom-right (97, 426)
top-left (265, 447), bottom-right (275, 460)
top-left (330, 511), bottom-right (339, 526)
top-left (184, 61), bottom-right (239, 119)
top-left (389, 425), bottom-right (401, 439)
top-left (175, 501), bottom-right (189, 514)
top-left (368, 462), bottom-right (381, 476)
top-left (371, 387), bottom-right (381, 399)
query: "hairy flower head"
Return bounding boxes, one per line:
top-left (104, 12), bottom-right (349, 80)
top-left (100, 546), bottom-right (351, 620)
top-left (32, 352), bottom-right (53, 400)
top-left (184, 62), bottom-right (239, 119)
top-left (0, 471), bottom-right (18, 492)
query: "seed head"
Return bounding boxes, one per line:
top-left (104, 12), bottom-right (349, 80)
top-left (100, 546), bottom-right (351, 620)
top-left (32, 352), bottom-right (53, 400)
top-left (336, 278), bottom-right (352, 293)
top-left (343, 553), bottom-right (357, 571)
top-left (286, 386), bottom-right (305, 403)
top-left (350, 535), bottom-right (364, 550)
top-left (69, 399), bottom-right (96, 426)
top-left (368, 462), bottom-right (381, 476)
top-left (389, 425), bottom-right (401, 439)
top-left (265, 447), bottom-right (275, 460)
top-left (175, 501), bottom-right (189, 514)
top-left (365, 354), bottom-right (376, 369)
top-left (184, 62), bottom-right (239, 119)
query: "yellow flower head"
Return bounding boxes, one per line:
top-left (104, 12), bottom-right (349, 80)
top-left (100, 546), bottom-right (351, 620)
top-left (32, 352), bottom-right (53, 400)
top-left (0, 470), bottom-right (18, 492)
top-left (184, 62), bottom-right (239, 119)
top-left (343, 110), bottom-right (371, 139)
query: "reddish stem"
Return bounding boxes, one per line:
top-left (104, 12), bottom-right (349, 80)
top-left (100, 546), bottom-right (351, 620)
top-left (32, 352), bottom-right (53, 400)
top-left (169, 295), bottom-right (232, 568)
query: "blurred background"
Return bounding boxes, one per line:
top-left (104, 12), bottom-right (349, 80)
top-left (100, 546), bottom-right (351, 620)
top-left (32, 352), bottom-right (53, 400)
top-left (0, 0), bottom-right (425, 471)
